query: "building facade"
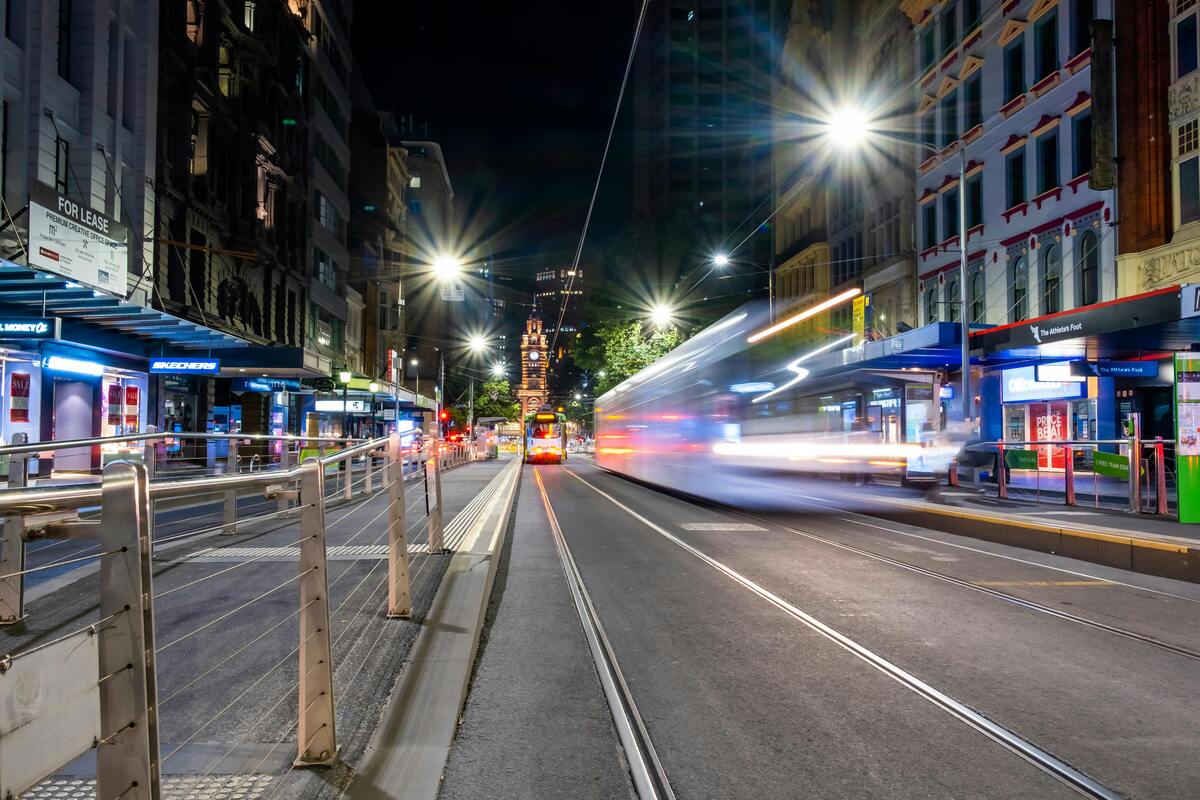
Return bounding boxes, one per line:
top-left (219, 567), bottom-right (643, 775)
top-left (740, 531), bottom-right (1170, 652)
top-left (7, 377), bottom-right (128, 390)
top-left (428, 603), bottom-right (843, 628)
top-left (633, 0), bottom-right (779, 269)
top-left (517, 314), bottom-right (549, 415)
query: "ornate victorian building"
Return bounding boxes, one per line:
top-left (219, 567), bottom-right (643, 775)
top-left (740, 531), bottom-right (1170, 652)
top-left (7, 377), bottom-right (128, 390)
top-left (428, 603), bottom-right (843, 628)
top-left (517, 315), bottom-right (549, 415)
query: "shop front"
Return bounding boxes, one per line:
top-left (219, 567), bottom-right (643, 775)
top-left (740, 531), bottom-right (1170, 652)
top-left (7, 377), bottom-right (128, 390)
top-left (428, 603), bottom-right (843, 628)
top-left (997, 364), bottom-right (1091, 469)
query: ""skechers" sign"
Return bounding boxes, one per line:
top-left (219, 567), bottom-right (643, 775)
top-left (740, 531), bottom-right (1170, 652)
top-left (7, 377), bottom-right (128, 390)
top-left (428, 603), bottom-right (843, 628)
top-left (149, 358), bottom-right (221, 374)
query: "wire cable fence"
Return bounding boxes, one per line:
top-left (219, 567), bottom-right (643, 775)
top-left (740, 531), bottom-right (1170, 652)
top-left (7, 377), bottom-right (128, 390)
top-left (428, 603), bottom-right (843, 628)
top-left (0, 433), bottom-right (489, 800)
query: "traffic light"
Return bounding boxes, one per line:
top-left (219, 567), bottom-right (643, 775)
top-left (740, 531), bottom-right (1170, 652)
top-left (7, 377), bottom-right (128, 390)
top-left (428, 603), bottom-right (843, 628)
top-left (439, 409), bottom-right (450, 422)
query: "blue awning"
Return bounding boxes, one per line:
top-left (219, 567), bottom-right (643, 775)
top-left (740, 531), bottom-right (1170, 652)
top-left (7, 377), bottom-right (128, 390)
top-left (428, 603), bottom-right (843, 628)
top-left (0, 262), bottom-right (251, 355)
top-left (803, 322), bottom-right (975, 378)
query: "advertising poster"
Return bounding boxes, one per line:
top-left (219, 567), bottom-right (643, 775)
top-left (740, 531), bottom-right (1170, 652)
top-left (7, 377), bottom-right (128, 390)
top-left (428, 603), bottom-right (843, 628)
top-left (28, 182), bottom-right (128, 295)
top-left (1176, 353), bottom-right (1200, 523)
top-left (9, 373), bottom-right (29, 422)
top-left (125, 385), bottom-right (140, 428)
top-left (106, 384), bottom-right (123, 426)
top-left (1031, 402), bottom-right (1069, 469)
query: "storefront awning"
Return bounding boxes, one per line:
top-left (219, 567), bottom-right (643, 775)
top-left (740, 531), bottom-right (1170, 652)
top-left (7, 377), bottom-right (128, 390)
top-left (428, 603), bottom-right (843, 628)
top-left (800, 322), bottom-right (970, 379)
top-left (0, 262), bottom-right (250, 355)
top-left (970, 285), bottom-right (1200, 367)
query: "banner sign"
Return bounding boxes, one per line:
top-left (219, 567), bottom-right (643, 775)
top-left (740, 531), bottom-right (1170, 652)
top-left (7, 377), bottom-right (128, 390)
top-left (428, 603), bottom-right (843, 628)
top-left (149, 358), bottom-right (220, 374)
top-left (9, 373), bottom-right (29, 422)
top-left (1067, 360), bottom-right (1159, 378)
top-left (28, 182), bottom-right (128, 295)
top-left (0, 318), bottom-right (60, 339)
top-left (314, 399), bottom-right (369, 413)
top-left (106, 384), bottom-right (123, 425)
top-left (1092, 450), bottom-right (1130, 480)
top-left (852, 294), bottom-right (871, 345)
top-left (233, 377), bottom-right (301, 393)
top-left (1005, 448), bottom-right (1039, 470)
top-left (1176, 353), bottom-right (1200, 523)
top-left (124, 385), bottom-right (139, 427)
top-left (1002, 365), bottom-right (1086, 403)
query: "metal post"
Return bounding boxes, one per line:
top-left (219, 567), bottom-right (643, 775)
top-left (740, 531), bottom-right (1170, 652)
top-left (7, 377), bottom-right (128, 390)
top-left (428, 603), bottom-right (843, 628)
top-left (1128, 415), bottom-right (1142, 513)
top-left (1064, 445), bottom-right (1075, 506)
top-left (386, 434), bottom-right (412, 618)
top-left (222, 438), bottom-right (239, 535)
top-left (429, 445), bottom-right (445, 553)
top-left (343, 451), bottom-right (353, 501)
top-left (97, 461), bottom-right (161, 800)
top-left (958, 147), bottom-right (972, 427)
top-left (296, 458), bottom-right (337, 767)
top-left (365, 450), bottom-right (375, 495)
top-left (998, 443), bottom-right (1008, 499)
top-left (948, 458), bottom-right (959, 487)
top-left (1155, 438), bottom-right (1169, 516)
top-left (277, 440), bottom-right (293, 513)
top-left (0, 433), bottom-right (28, 624)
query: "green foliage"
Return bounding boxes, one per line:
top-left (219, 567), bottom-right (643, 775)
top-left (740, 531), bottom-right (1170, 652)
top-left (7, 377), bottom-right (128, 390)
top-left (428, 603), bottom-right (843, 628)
top-left (469, 378), bottom-right (522, 422)
top-left (577, 320), bottom-right (685, 396)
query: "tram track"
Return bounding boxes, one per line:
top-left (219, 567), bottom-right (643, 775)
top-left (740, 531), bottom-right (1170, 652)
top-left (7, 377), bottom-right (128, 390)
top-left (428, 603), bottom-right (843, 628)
top-left (559, 462), bottom-right (1126, 800)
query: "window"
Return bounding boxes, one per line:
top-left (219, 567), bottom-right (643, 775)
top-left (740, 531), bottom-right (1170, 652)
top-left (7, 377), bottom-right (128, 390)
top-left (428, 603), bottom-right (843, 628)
top-left (1006, 149), bottom-right (1027, 207)
top-left (6, 0), bottom-right (25, 46)
top-left (243, 1), bottom-right (257, 31)
top-left (53, 136), bottom-right (69, 194)
top-left (945, 273), bottom-right (961, 322)
top-left (1180, 151), bottom-right (1200, 224)
top-left (122, 36), bottom-right (137, 131)
top-left (315, 191), bottom-right (339, 235)
top-left (218, 43), bottom-right (236, 97)
top-left (925, 285), bottom-right (939, 324)
top-left (941, 89), bottom-right (959, 147)
top-left (970, 270), bottom-right (985, 323)
top-left (1010, 256), bottom-right (1028, 321)
top-left (1037, 130), bottom-right (1060, 194)
top-left (1178, 8), bottom-right (1199, 79)
top-left (1077, 230), bottom-right (1100, 306)
top-left (1034, 10), bottom-right (1059, 82)
top-left (966, 174), bottom-right (982, 228)
top-left (57, 0), bottom-right (72, 80)
top-left (964, 73), bottom-right (982, 131)
top-left (963, 0), bottom-right (981, 35)
top-left (940, 4), bottom-right (957, 55)
top-left (185, 0), bottom-right (203, 43)
top-left (1071, 0), bottom-right (1094, 57)
top-left (314, 247), bottom-right (337, 290)
top-left (943, 187), bottom-right (960, 239)
top-left (922, 203), bottom-right (938, 249)
top-left (1072, 112), bottom-right (1093, 178)
top-left (921, 28), bottom-right (936, 71)
top-left (1040, 243), bottom-right (1063, 314)
top-left (920, 112), bottom-right (935, 151)
top-left (1004, 38), bottom-right (1025, 102)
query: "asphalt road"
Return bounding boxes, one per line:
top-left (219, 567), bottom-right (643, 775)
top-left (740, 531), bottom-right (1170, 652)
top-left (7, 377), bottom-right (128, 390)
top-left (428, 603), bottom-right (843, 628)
top-left (446, 457), bottom-right (1200, 799)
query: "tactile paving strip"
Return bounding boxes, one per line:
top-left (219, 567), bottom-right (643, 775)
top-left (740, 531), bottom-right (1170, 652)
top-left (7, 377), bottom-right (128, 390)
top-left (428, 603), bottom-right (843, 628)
top-left (24, 774), bottom-right (276, 800)
top-left (176, 543), bottom-right (429, 562)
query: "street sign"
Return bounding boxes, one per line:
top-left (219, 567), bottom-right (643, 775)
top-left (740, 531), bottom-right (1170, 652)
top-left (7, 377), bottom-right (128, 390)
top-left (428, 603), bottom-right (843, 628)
top-left (439, 286), bottom-right (464, 302)
top-left (1004, 449), bottom-right (1039, 470)
top-left (1092, 451), bottom-right (1130, 480)
top-left (1067, 360), bottom-right (1160, 378)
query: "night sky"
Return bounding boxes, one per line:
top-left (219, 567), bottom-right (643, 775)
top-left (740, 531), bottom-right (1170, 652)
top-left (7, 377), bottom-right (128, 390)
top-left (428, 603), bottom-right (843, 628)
top-left (354, 4), bottom-right (639, 284)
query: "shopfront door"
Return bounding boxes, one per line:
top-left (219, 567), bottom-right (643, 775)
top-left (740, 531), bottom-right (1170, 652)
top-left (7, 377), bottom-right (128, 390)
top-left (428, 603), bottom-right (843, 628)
top-left (54, 379), bottom-right (94, 472)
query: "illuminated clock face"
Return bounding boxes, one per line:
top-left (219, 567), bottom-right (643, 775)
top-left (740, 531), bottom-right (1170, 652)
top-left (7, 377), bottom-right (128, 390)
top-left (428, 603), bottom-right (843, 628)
top-left (528, 350), bottom-right (541, 361)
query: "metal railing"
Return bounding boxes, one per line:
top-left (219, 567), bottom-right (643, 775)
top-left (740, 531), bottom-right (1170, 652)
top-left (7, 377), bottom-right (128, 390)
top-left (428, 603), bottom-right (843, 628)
top-left (961, 437), bottom-right (1175, 517)
top-left (0, 431), bottom-right (475, 800)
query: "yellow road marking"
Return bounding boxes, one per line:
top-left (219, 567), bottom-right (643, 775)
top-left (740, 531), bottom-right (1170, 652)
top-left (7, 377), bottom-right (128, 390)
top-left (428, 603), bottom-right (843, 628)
top-left (972, 579), bottom-right (1112, 588)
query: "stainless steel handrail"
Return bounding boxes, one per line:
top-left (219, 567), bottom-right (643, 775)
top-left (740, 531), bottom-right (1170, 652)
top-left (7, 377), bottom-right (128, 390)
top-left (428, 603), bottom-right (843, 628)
top-left (0, 432), bottom-right (368, 457)
top-left (0, 435), bottom-right (397, 514)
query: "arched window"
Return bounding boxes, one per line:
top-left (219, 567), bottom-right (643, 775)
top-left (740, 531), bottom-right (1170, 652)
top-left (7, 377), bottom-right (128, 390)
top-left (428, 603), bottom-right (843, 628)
top-left (971, 270), bottom-right (985, 323)
top-left (1078, 230), bottom-right (1100, 306)
top-left (925, 285), bottom-right (938, 324)
top-left (945, 274), bottom-right (961, 322)
top-left (1041, 243), bottom-right (1063, 314)
top-left (1010, 256), bottom-right (1028, 321)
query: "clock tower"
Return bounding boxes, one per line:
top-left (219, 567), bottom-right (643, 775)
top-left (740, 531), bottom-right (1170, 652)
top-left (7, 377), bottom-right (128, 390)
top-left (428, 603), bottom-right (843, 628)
top-left (518, 313), bottom-right (549, 414)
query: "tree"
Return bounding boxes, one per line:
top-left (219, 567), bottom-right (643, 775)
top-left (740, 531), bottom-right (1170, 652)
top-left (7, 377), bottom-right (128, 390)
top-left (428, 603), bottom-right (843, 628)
top-left (576, 320), bottom-right (685, 396)
top-left (468, 378), bottom-right (522, 422)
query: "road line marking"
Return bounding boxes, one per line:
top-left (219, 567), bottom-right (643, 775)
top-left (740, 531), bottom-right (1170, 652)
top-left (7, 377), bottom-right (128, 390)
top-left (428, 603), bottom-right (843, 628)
top-left (678, 522), bottom-right (766, 531)
top-left (973, 580), bottom-right (1111, 588)
top-left (563, 467), bottom-right (1121, 800)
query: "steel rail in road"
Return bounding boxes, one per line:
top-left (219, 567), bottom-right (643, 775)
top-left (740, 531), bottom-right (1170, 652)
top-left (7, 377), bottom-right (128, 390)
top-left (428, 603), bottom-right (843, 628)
top-left (726, 506), bottom-right (1200, 665)
top-left (533, 468), bottom-right (676, 800)
top-left (561, 465), bottom-right (1124, 800)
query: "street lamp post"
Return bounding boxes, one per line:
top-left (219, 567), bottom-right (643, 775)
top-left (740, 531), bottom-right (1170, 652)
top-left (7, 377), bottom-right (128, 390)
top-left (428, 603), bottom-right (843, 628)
top-left (714, 253), bottom-right (774, 322)
top-left (826, 111), bottom-right (973, 425)
top-left (369, 381), bottom-right (379, 437)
